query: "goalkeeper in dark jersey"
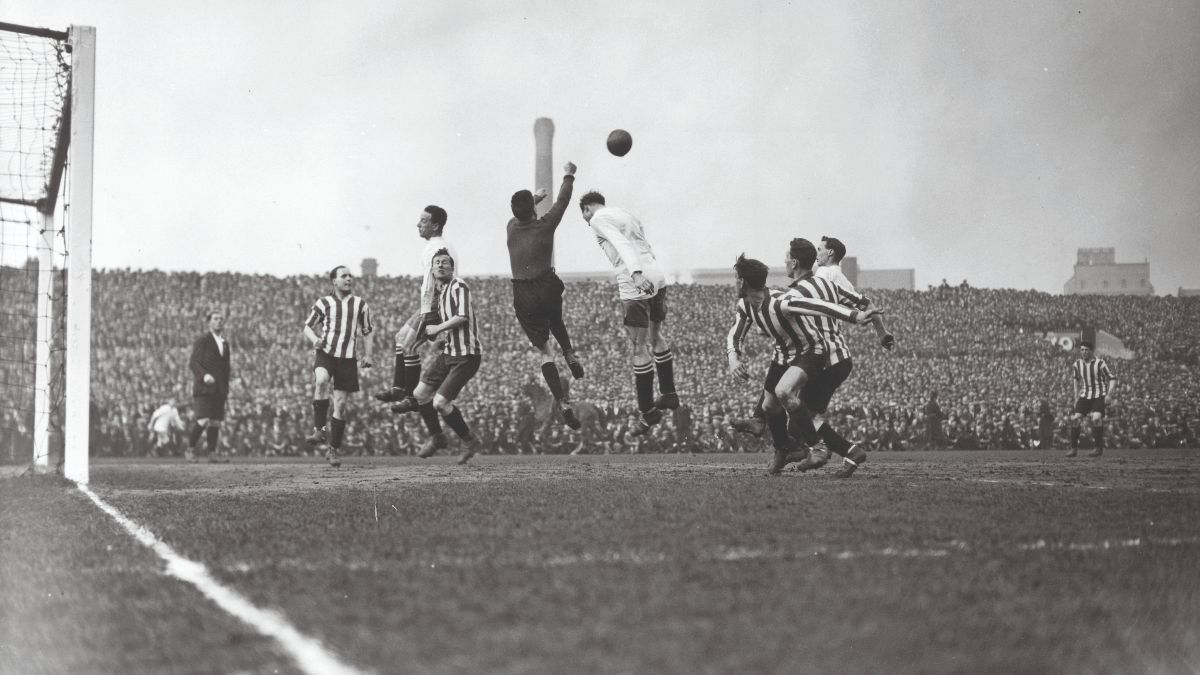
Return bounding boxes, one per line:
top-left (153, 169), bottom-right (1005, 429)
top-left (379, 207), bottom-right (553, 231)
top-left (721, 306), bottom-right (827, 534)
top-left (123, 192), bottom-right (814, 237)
top-left (506, 161), bottom-right (586, 430)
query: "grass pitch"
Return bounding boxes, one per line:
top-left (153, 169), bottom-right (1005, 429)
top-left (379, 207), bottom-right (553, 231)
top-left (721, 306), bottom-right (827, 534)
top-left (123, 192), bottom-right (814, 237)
top-left (3, 449), bottom-right (1199, 674)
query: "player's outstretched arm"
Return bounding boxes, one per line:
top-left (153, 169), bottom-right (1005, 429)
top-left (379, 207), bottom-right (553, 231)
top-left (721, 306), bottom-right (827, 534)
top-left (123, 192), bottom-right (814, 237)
top-left (783, 296), bottom-right (863, 322)
top-left (869, 313), bottom-right (895, 350)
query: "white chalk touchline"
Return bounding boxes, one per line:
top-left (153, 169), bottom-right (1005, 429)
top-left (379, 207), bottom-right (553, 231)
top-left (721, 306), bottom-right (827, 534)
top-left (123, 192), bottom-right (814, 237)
top-left (76, 483), bottom-right (367, 675)
top-left (1017, 536), bottom-right (1200, 551)
top-left (214, 536), bottom-right (1198, 574)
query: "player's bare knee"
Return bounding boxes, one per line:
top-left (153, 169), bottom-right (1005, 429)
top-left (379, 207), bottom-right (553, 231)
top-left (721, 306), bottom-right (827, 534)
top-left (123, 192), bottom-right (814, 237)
top-left (413, 383), bottom-right (435, 405)
top-left (534, 342), bottom-right (555, 362)
top-left (433, 396), bottom-right (454, 415)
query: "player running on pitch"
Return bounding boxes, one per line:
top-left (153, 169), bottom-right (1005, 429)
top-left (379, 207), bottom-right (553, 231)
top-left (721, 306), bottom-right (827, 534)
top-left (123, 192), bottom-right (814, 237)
top-left (726, 252), bottom-right (882, 475)
top-left (304, 265), bottom-right (373, 467)
top-left (783, 238), bottom-right (890, 477)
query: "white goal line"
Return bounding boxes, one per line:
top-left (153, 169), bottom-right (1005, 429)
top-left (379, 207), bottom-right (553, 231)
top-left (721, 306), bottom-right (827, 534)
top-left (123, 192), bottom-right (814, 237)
top-left (75, 483), bottom-right (368, 675)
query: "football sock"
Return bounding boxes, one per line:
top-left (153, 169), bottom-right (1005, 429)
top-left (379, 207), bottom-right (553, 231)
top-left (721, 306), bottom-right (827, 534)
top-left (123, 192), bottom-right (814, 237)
top-left (1070, 426), bottom-right (1081, 448)
top-left (404, 355), bottom-right (422, 394)
top-left (765, 410), bottom-right (791, 451)
top-left (189, 422), bottom-right (205, 448)
top-left (541, 362), bottom-right (566, 400)
top-left (817, 423), bottom-right (853, 456)
top-left (549, 317), bottom-right (574, 354)
top-left (1092, 426), bottom-right (1104, 450)
top-left (442, 406), bottom-right (471, 439)
top-left (787, 406), bottom-right (821, 447)
top-left (392, 348), bottom-right (406, 389)
top-left (313, 399), bottom-right (330, 431)
top-left (329, 416), bottom-right (346, 449)
top-left (634, 363), bottom-right (655, 413)
top-left (418, 402), bottom-right (442, 435)
top-left (754, 390), bottom-right (767, 421)
top-left (204, 426), bottom-right (219, 454)
top-left (653, 349), bottom-right (676, 395)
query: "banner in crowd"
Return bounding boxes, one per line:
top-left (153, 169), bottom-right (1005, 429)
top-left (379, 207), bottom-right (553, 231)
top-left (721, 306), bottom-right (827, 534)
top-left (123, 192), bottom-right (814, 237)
top-left (1042, 328), bottom-right (1135, 360)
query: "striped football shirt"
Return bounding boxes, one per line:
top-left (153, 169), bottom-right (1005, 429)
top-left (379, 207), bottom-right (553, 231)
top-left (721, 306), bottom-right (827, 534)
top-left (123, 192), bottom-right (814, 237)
top-left (436, 277), bottom-right (482, 356)
top-left (306, 294), bottom-right (372, 359)
top-left (1072, 357), bottom-right (1115, 399)
top-left (786, 274), bottom-right (866, 366)
top-left (727, 288), bottom-right (859, 364)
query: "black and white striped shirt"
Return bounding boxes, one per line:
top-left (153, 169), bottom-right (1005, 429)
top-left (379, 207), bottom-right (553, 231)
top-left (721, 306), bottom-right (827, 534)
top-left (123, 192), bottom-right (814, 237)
top-left (437, 278), bottom-right (482, 356)
top-left (1072, 357), bottom-right (1115, 399)
top-left (306, 294), bottom-right (372, 359)
top-left (787, 275), bottom-right (865, 366)
top-left (727, 288), bottom-right (859, 364)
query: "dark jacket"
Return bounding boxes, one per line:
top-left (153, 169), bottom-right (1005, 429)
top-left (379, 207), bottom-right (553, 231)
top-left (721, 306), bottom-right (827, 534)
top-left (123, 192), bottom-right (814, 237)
top-left (190, 333), bottom-right (231, 398)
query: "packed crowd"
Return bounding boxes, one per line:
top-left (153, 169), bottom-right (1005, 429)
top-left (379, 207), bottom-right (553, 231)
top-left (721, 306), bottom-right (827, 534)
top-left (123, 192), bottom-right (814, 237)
top-left (4, 268), bottom-right (1199, 461)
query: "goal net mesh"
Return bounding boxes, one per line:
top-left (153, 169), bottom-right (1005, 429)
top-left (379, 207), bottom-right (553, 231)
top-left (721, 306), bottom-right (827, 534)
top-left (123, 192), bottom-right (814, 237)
top-left (0, 26), bottom-right (73, 467)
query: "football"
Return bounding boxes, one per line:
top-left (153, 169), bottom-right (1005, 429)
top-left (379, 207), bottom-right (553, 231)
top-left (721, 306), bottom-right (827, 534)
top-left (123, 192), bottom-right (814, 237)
top-left (606, 129), bottom-right (633, 157)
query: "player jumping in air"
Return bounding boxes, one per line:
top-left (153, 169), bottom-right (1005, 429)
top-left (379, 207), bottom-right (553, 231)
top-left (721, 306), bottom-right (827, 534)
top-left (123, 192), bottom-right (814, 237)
top-left (507, 161), bottom-right (586, 429)
top-left (579, 191), bottom-right (678, 436)
top-left (411, 249), bottom-right (484, 464)
top-left (375, 205), bottom-right (457, 414)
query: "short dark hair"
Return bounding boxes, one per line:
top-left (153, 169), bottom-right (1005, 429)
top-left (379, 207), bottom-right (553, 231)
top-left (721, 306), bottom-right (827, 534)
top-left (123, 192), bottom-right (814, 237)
top-left (424, 205), bottom-right (448, 228)
top-left (1079, 341), bottom-right (1094, 350)
top-left (821, 236), bottom-right (846, 263)
top-left (432, 247), bottom-right (455, 267)
top-left (789, 238), bottom-right (817, 270)
top-left (579, 191), bottom-right (606, 209)
top-left (329, 265), bottom-right (348, 280)
top-left (510, 190), bottom-right (535, 220)
top-left (734, 254), bottom-right (769, 290)
top-left (205, 309), bottom-right (223, 322)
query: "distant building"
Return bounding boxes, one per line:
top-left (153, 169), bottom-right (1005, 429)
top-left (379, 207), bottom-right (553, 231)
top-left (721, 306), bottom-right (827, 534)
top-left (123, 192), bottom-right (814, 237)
top-left (361, 258), bottom-right (378, 278)
top-left (1063, 248), bottom-right (1152, 295)
top-left (669, 259), bottom-right (913, 291)
top-left (557, 270), bottom-right (611, 283)
top-left (1178, 288), bottom-right (1200, 297)
top-left (856, 268), bottom-right (915, 291)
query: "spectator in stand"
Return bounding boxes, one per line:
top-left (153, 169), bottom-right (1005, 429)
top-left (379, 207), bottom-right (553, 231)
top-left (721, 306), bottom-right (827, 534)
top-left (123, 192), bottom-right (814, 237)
top-left (73, 269), bottom-right (1198, 458)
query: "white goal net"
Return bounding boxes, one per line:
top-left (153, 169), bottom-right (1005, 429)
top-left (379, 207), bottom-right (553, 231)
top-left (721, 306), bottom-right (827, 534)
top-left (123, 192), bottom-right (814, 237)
top-left (0, 22), bottom-right (94, 483)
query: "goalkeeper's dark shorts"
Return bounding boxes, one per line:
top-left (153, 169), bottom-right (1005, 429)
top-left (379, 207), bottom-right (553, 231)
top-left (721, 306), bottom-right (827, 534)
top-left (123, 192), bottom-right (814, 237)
top-left (511, 270), bottom-right (566, 347)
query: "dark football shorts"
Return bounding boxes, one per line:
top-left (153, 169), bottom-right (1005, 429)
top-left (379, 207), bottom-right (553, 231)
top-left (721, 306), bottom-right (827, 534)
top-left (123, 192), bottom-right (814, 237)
top-left (763, 352), bottom-right (825, 396)
top-left (511, 270), bottom-right (566, 347)
top-left (802, 358), bottom-right (853, 414)
top-left (762, 361), bottom-right (791, 393)
top-left (314, 350), bottom-right (360, 393)
top-left (1073, 397), bottom-right (1106, 417)
top-left (421, 353), bottom-right (481, 401)
top-left (623, 288), bottom-right (668, 328)
top-left (193, 394), bottom-right (226, 421)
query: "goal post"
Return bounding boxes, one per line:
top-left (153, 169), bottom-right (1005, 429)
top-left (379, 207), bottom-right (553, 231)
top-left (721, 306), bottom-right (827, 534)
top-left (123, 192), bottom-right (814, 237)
top-left (64, 25), bottom-right (95, 484)
top-left (0, 22), bottom-right (95, 484)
